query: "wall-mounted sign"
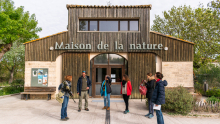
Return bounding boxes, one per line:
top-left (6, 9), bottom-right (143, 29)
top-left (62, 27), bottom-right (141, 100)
top-left (111, 74), bottom-right (116, 78)
top-left (31, 68), bottom-right (48, 87)
top-left (54, 41), bottom-right (167, 50)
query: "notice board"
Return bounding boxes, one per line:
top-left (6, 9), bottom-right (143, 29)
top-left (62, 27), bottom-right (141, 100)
top-left (31, 68), bottom-right (48, 87)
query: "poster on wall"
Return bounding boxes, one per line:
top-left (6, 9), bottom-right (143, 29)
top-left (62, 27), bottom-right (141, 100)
top-left (43, 72), bottom-right (48, 86)
top-left (111, 74), bottom-right (116, 78)
top-left (38, 69), bottom-right (43, 84)
top-left (112, 79), bottom-right (116, 82)
top-left (33, 70), bottom-right (37, 77)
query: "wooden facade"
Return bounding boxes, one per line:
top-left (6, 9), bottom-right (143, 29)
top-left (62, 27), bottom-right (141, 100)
top-left (62, 52), bottom-right (90, 98)
top-left (24, 31), bottom-right (194, 62)
top-left (128, 53), bottom-right (156, 99)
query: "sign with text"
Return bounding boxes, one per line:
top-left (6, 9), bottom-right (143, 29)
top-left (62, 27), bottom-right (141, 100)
top-left (54, 41), bottom-right (166, 50)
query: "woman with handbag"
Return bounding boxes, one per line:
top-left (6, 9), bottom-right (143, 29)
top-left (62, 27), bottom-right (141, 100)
top-left (100, 75), bottom-right (112, 110)
top-left (120, 74), bottom-right (132, 114)
top-left (58, 75), bottom-right (73, 121)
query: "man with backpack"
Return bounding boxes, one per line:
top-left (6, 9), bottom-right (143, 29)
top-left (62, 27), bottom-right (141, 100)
top-left (144, 73), bottom-right (156, 119)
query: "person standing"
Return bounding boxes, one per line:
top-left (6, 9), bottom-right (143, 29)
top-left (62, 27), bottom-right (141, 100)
top-left (151, 72), bottom-right (168, 124)
top-left (120, 74), bottom-right (132, 114)
top-left (58, 75), bottom-right (73, 121)
top-left (77, 71), bottom-right (91, 112)
top-left (145, 73), bottom-right (156, 119)
top-left (100, 75), bottom-right (112, 110)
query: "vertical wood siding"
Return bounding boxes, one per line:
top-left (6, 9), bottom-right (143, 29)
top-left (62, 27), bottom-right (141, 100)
top-left (128, 53), bottom-right (156, 99)
top-left (62, 52), bottom-right (90, 99)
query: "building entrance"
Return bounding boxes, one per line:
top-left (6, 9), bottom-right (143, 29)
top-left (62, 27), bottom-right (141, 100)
top-left (91, 54), bottom-right (128, 98)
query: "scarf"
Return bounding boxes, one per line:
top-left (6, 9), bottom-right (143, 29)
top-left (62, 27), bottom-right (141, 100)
top-left (122, 80), bottom-right (127, 87)
top-left (156, 79), bottom-right (161, 82)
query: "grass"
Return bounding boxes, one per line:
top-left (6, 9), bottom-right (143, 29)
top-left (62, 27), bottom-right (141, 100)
top-left (0, 82), bottom-right (10, 87)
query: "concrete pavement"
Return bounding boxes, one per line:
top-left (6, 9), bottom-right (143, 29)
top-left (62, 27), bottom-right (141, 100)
top-left (0, 95), bottom-right (219, 124)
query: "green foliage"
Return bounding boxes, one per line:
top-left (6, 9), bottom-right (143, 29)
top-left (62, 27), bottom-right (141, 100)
top-left (162, 86), bottom-right (194, 115)
top-left (151, 2), bottom-right (220, 69)
top-left (195, 64), bottom-right (220, 88)
top-left (0, 86), bottom-right (23, 96)
top-left (11, 79), bottom-right (24, 86)
top-left (194, 82), bottom-right (205, 95)
top-left (206, 88), bottom-right (220, 97)
top-left (0, 0), bottom-right (42, 44)
top-left (207, 96), bottom-right (220, 102)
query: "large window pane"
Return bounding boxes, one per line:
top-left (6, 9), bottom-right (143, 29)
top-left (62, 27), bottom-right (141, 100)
top-left (120, 21), bottom-right (128, 31)
top-left (90, 21), bottom-right (98, 31)
top-left (94, 54), bottom-right (108, 65)
top-left (99, 21), bottom-right (118, 31)
top-left (129, 21), bottom-right (138, 31)
top-left (79, 20), bottom-right (88, 31)
top-left (109, 54), bottom-right (124, 65)
top-left (96, 68), bottom-right (107, 82)
top-left (111, 68), bottom-right (122, 82)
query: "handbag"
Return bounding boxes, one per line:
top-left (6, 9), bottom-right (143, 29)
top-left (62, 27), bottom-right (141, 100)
top-left (56, 91), bottom-right (64, 103)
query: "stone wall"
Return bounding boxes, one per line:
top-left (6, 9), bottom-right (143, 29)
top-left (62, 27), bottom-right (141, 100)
top-left (25, 61), bottom-right (56, 87)
top-left (162, 62), bottom-right (194, 88)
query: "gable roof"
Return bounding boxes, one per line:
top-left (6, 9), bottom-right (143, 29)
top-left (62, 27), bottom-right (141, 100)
top-left (23, 31), bottom-right (68, 44)
top-left (150, 31), bottom-right (195, 45)
top-left (66, 4), bottom-right (152, 9)
top-left (23, 31), bottom-right (194, 45)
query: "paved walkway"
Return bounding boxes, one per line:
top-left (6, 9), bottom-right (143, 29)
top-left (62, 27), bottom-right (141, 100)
top-left (0, 95), bottom-right (220, 124)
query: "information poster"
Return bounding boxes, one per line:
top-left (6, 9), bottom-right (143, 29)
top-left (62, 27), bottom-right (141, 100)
top-left (33, 70), bottom-right (37, 77)
top-left (112, 79), bottom-right (116, 82)
top-left (38, 69), bottom-right (43, 84)
top-left (111, 74), bottom-right (116, 78)
top-left (43, 72), bottom-right (48, 86)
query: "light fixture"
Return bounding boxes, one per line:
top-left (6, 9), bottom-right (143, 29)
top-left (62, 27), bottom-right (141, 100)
top-left (50, 46), bottom-right (54, 51)
top-left (164, 47), bottom-right (168, 51)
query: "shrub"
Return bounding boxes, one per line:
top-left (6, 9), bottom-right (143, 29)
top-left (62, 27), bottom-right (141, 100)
top-left (207, 96), bottom-right (220, 102)
top-left (11, 79), bottom-right (24, 86)
top-left (162, 86), bottom-right (194, 115)
top-left (206, 88), bottom-right (220, 97)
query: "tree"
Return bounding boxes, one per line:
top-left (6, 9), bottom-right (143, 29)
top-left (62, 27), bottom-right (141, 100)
top-left (151, 3), bottom-right (220, 69)
top-left (0, 0), bottom-right (42, 60)
top-left (1, 42), bottom-right (25, 84)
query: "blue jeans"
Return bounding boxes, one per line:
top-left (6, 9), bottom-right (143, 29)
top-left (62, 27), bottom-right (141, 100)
top-left (156, 109), bottom-right (164, 124)
top-left (148, 98), bottom-right (154, 115)
top-left (61, 96), bottom-right (69, 119)
top-left (104, 93), bottom-right (111, 107)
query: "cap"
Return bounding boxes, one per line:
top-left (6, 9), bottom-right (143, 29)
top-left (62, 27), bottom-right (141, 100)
top-left (82, 71), bottom-right (86, 73)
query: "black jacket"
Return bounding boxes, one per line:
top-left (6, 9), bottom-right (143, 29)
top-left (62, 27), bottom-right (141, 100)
top-left (151, 80), bottom-right (168, 105)
top-left (77, 76), bottom-right (91, 96)
top-left (105, 77), bottom-right (112, 94)
top-left (146, 76), bottom-right (156, 99)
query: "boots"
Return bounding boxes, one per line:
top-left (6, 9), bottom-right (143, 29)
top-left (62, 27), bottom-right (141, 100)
top-left (107, 107), bottom-right (110, 110)
top-left (102, 106), bottom-right (107, 109)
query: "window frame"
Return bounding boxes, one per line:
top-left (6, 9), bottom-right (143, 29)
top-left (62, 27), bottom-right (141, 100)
top-left (79, 19), bottom-right (139, 31)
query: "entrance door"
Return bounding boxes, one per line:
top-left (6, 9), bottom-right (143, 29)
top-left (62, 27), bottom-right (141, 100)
top-left (91, 54), bottom-right (127, 98)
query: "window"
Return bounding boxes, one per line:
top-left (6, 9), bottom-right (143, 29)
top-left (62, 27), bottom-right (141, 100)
top-left (79, 20), bottom-right (88, 31)
top-left (79, 19), bottom-right (139, 31)
top-left (99, 21), bottom-right (118, 31)
top-left (129, 21), bottom-right (138, 31)
top-left (90, 21), bottom-right (98, 31)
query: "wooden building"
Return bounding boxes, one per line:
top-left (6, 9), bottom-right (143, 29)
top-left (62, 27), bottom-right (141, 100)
top-left (23, 5), bottom-right (194, 99)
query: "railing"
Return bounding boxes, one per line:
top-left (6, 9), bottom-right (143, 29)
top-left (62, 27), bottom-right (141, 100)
top-left (193, 101), bottom-right (220, 113)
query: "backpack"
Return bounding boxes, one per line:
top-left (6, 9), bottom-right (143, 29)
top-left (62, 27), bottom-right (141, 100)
top-left (139, 80), bottom-right (147, 101)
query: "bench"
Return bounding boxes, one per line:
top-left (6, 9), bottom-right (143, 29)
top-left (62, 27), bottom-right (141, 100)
top-left (21, 87), bottom-right (56, 100)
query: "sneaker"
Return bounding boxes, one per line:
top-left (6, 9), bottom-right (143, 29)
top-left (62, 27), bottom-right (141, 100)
top-left (78, 109), bottom-right (81, 112)
top-left (124, 110), bottom-right (128, 114)
top-left (145, 113), bottom-right (150, 117)
top-left (127, 110), bottom-right (129, 113)
top-left (102, 106), bottom-right (107, 109)
top-left (65, 117), bottom-right (69, 120)
top-left (61, 118), bottom-right (67, 121)
top-left (148, 114), bottom-right (154, 119)
top-left (107, 107), bottom-right (110, 110)
top-left (85, 108), bottom-right (89, 111)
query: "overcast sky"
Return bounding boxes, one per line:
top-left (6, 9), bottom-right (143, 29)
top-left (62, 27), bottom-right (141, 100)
top-left (13, 0), bottom-right (210, 38)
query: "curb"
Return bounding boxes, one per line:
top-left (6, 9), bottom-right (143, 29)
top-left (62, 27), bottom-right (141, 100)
top-left (0, 93), bottom-right (20, 99)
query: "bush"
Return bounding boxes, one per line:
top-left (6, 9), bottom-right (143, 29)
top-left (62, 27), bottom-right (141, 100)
top-left (162, 86), bottom-right (194, 115)
top-left (0, 85), bottom-right (24, 96)
top-left (206, 88), bottom-right (220, 97)
top-left (11, 79), bottom-right (24, 86)
top-left (207, 96), bottom-right (220, 102)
